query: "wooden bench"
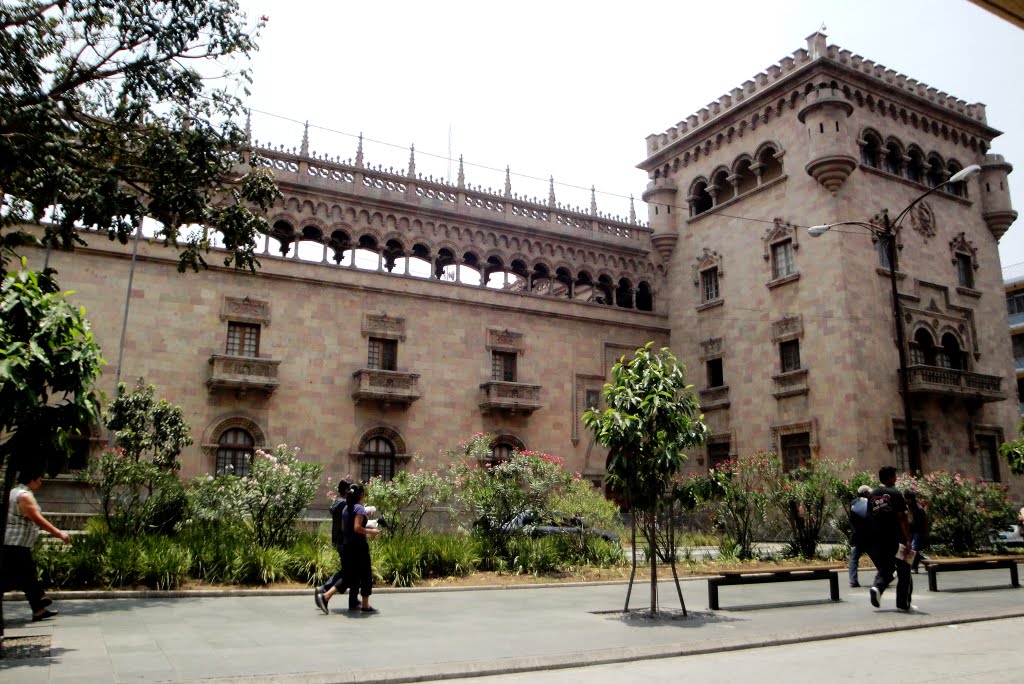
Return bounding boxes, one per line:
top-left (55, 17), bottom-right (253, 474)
top-left (922, 555), bottom-right (1020, 592)
top-left (707, 564), bottom-right (843, 610)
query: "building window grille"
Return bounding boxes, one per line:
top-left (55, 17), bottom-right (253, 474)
top-left (361, 437), bottom-right (396, 482)
top-left (956, 253), bottom-right (974, 288)
top-left (771, 240), bottom-right (795, 279)
top-left (226, 322), bottom-right (260, 357)
top-left (368, 337), bottom-right (398, 371)
top-left (780, 339), bottom-right (801, 373)
top-left (701, 267), bottom-right (720, 302)
top-left (780, 432), bottom-right (810, 472)
top-left (492, 351), bottom-right (517, 382)
top-left (707, 441), bottom-right (730, 470)
top-left (216, 428), bottom-right (254, 476)
top-left (706, 358), bottom-right (724, 388)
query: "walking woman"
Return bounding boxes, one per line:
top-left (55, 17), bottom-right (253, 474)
top-left (342, 483), bottom-right (379, 612)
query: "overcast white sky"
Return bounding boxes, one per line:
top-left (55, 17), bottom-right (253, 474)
top-left (234, 0), bottom-right (1024, 268)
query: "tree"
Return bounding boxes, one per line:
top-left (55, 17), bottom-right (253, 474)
top-left (0, 264), bottom-right (103, 638)
top-left (104, 378), bottom-right (192, 470)
top-left (0, 0), bottom-right (281, 276)
top-left (998, 421), bottom-right (1024, 476)
top-left (583, 343), bottom-right (708, 615)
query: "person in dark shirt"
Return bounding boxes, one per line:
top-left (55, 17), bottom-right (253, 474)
top-left (866, 465), bottom-right (914, 611)
top-left (342, 483), bottom-right (380, 612)
top-left (315, 478), bottom-right (352, 614)
top-left (904, 491), bottom-right (928, 574)
top-left (848, 485), bottom-right (872, 587)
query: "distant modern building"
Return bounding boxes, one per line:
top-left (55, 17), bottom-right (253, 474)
top-left (24, 32), bottom-right (1022, 511)
top-left (1004, 261), bottom-right (1024, 419)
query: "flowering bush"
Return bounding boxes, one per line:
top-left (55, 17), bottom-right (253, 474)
top-left (77, 447), bottom-right (186, 536)
top-left (184, 444), bottom-right (322, 548)
top-left (689, 451), bottom-right (779, 560)
top-left (897, 470), bottom-right (1015, 555)
top-left (769, 457), bottom-right (847, 558)
top-left (365, 456), bottom-right (452, 538)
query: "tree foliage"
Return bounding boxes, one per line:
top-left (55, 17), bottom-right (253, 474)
top-left (104, 377), bottom-right (192, 470)
top-left (0, 0), bottom-right (281, 275)
top-left (998, 420), bottom-right (1024, 477)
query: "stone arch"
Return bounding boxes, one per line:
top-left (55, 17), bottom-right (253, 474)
top-left (858, 128), bottom-right (883, 168)
top-left (905, 144), bottom-right (926, 183)
top-left (925, 152), bottom-right (946, 187)
top-left (754, 141), bottom-right (784, 182)
top-left (353, 425), bottom-right (407, 457)
top-left (882, 137), bottom-right (904, 175)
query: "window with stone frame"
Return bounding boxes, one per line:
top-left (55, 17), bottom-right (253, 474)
top-left (226, 322), bottom-right (260, 357)
top-left (780, 432), bottom-right (810, 472)
top-left (1008, 290), bottom-right (1024, 318)
top-left (955, 252), bottom-right (974, 289)
top-left (361, 436), bottom-right (396, 482)
top-left (876, 237), bottom-right (892, 270)
top-left (893, 428), bottom-right (910, 473)
top-left (977, 434), bottom-right (1001, 482)
top-left (771, 239), bottom-right (796, 280)
top-left (492, 351), bottom-right (517, 382)
top-left (779, 339), bottom-right (801, 373)
top-left (707, 440), bottom-right (730, 470)
top-left (701, 266), bottom-right (720, 303)
top-left (216, 427), bottom-right (254, 476)
top-left (368, 337), bottom-right (398, 371)
top-left (706, 357), bottom-right (724, 388)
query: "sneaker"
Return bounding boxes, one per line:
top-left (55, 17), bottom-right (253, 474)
top-left (869, 587), bottom-right (880, 608)
top-left (314, 589), bottom-right (328, 614)
top-left (849, 582), bottom-right (860, 588)
top-left (32, 609), bottom-right (58, 622)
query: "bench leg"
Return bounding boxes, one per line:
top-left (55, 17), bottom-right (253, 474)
top-left (829, 572), bottom-right (840, 601)
top-left (708, 580), bottom-right (720, 610)
top-left (928, 567), bottom-right (938, 592)
top-left (1011, 563), bottom-right (1019, 588)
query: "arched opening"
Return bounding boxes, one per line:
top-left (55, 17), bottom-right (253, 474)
top-left (883, 141), bottom-right (903, 175)
top-left (435, 247), bottom-right (457, 281)
top-left (530, 263), bottom-right (553, 295)
top-left (733, 158), bottom-right (757, 196)
top-left (328, 229), bottom-right (352, 265)
top-left (946, 161), bottom-right (968, 198)
top-left (635, 281), bottom-right (653, 311)
top-left (270, 220), bottom-right (295, 256)
top-left (595, 275), bottom-right (614, 305)
top-left (711, 169), bottom-right (731, 204)
top-left (353, 235), bottom-right (381, 270)
top-left (614, 277), bottom-right (634, 308)
top-left (860, 133), bottom-right (881, 168)
top-left (689, 180), bottom-right (713, 216)
top-left (925, 156), bottom-right (945, 188)
top-left (573, 271), bottom-right (596, 301)
top-left (216, 428), bottom-right (254, 477)
top-left (938, 333), bottom-right (966, 370)
top-left (910, 329), bottom-right (937, 367)
top-left (906, 148), bottom-right (925, 184)
top-left (361, 436), bottom-right (395, 482)
top-left (758, 145), bottom-right (783, 182)
top-left (553, 267), bottom-right (573, 298)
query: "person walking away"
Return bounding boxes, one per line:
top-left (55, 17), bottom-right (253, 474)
top-left (342, 483), bottom-right (380, 612)
top-left (2, 466), bottom-right (72, 622)
top-left (848, 485), bottom-right (872, 587)
top-left (866, 466), bottom-right (913, 611)
top-left (315, 478), bottom-right (352, 614)
top-left (904, 491), bottom-right (928, 574)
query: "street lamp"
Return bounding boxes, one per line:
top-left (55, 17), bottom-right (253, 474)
top-left (808, 164), bottom-right (981, 474)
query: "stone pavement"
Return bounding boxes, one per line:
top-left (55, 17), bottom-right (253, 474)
top-left (2, 567), bottom-right (1023, 684)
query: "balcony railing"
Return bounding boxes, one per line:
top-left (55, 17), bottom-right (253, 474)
top-left (351, 369), bottom-right (421, 406)
top-left (902, 365), bottom-right (1005, 403)
top-left (207, 354), bottom-right (281, 395)
top-left (479, 381), bottom-right (542, 415)
top-left (772, 368), bottom-right (809, 399)
top-left (698, 385), bottom-right (731, 410)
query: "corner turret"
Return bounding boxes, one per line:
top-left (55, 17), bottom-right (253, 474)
top-left (980, 154), bottom-right (1018, 241)
top-left (798, 85), bottom-right (857, 193)
top-left (642, 177), bottom-right (678, 261)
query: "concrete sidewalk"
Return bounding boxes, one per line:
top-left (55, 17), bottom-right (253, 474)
top-left (2, 568), bottom-right (1023, 684)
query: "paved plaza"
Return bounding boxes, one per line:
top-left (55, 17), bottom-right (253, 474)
top-left (2, 568), bottom-right (1023, 683)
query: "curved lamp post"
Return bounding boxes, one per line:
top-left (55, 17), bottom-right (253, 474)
top-left (807, 164), bottom-right (981, 474)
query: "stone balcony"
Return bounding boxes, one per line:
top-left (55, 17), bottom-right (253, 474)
top-left (207, 354), bottom-right (281, 395)
top-left (698, 385), bottom-right (731, 411)
top-left (351, 368), bottom-right (421, 406)
top-left (772, 368), bottom-right (809, 399)
top-left (479, 381), bottom-right (543, 415)
top-left (902, 365), bottom-right (1005, 403)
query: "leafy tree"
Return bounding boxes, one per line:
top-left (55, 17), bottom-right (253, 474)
top-left (0, 0), bottom-right (281, 275)
top-left (104, 378), bottom-right (192, 470)
top-left (0, 264), bottom-right (103, 637)
top-left (583, 343), bottom-right (708, 615)
top-left (364, 457), bottom-right (452, 538)
top-left (691, 452), bottom-right (778, 560)
top-left (998, 421), bottom-right (1024, 476)
top-left (770, 457), bottom-right (846, 559)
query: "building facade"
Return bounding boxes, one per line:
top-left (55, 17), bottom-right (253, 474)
top-left (26, 32), bottom-right (1022, 510)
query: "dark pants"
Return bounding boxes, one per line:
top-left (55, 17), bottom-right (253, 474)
top-left (321, 545), bottom-right (347, 593)
top-left (910, 532), bottom-right (925, 572)
top-left (343, 542), bottom-right (372, 607)
top-left (1, 545), bottom-right (46, 613)
top-left (867, 542), bottom-right (913, 610)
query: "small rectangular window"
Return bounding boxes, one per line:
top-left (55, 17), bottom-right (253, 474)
top-left (780, 432), bottom-right (810, 472)
top-left (701, 267), bottom-right (719, 302)
top-left (492, 351), bottom-right (517, 382)
top-left (226, 322), bottom-right (260, 357)
top-left (368, 337), bottom-right (398, 371)
top-left (780, 339), bottom-right (801, 373)
top-left (978, 435), bottom-right (1000, 482)
top-left (707, 441), bottom-right (730, 470)
top-left (893, 428), bottom-right (911, 473)
top-left (956, 253), bottom-right (974, 288)
top-left (706, 358), bottom-right (724, 388)
top-left (585, 389), bottom-right (602, 410)
top-left (877, 239), bottom-right (892, 270)
top-left (771, 240), bottom-right (795, 279)
top-left (1008, 291), bottom-right (1024, 316)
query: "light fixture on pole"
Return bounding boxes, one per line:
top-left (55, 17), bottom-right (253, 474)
top-left (807, 164), bottom-right (981, 474)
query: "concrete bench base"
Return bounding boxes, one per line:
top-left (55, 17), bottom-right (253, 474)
top-left (707, 565), bottom-right (842, 610)
top-left (923, 556), bottom-right (1020, 592)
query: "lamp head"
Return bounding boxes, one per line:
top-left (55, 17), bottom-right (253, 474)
top-left (948, 164), bottom-right (981, 184)
top-left (807, 225), bottom-right (832, 237)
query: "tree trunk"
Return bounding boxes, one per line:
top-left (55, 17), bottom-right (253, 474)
top-left (649, 511), bottom-right (658, 614)
top-left (623, 512), bottom-right (637, 612)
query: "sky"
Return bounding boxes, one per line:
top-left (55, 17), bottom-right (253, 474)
top-left (233, 0), bottom-right (1024, 269)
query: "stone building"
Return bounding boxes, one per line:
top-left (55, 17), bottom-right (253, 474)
top-left (25, 32), bottom-right (1021, 509)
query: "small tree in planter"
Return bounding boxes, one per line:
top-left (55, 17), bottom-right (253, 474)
top-left (770, 457), bottom-right (847, 559)
top-left (690, 452), bottom-right (778, 560)
top-left (365, 457), bottom-right (452, 538)
top-left (583, 343), bottom-right (708, 615)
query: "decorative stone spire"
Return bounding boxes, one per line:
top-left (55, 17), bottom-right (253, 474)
top-left (355, 133), bottom-right (364, 168)
top-left (548, 176), bottom-right (556, 207)
top-left (244, 109), bottom-right (252, 143)
top-left (629, 195), bottom-right (636, 224)
top-left (590, 186), bottom-right (597, 215)
top-left (408, 144), bottom-right (416, 178)
top-left (300, 121), bottom-right (309, 157)
top-left (504, 166), bottom-right (512, 198)
top-left (457, 155), bottom-right (465, 189)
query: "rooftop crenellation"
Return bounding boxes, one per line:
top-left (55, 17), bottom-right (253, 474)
top-left (645, 31), bottom-right (989, 157)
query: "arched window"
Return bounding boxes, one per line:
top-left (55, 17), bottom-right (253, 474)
top-left (635, 281), bottom-right (654, 311)
top-left (362, 436), bottom-right (395, 482)
top-left (925, 156), bottom-right (944, 188)
top-left (486, 435), bottom-right (525, 468)
top-left (689, 180), bottom-right (713, 216)
top-left (906, 148), bottom-right (925, 184)
top-left (757, 145), bottom-right (783, 182)
top-left (910, 329), bottom-right (937, 367)
top-left (938, 333), bottom-right (966, 370)
top-left (860, 133), bottom-right (881, 168)
top-left (217, 428), bottom-right (254, 476)
top-left (883, 141), bottom-right (903, 175)
top-left (946, 161), bottom-right (968, 198)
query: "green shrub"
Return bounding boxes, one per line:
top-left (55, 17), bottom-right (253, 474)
top-left (365, 459), bottom-right (451, 538)
top-left (900, 471), bottom-right (1014, 555)
top-left (140, 538), bottom-right (191, 590)
top-left (233, 544), bottom-right (291, 585)
top-left (508, 536), bottom-right (562, 575)
top-left (578, 537), bottom-right (625, 568)
top-left (420, 534), bottom-right (477, 578)
top-left (107, 536), bottom-right (144, 587)
top-left (286, 531), bottom-right (336, 586)
top-left (375, 537), bottom-right (423, 587)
